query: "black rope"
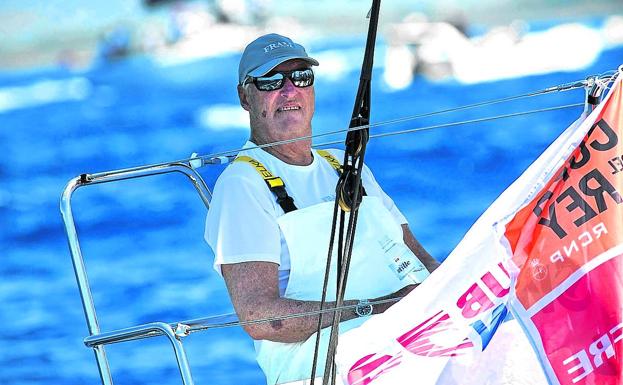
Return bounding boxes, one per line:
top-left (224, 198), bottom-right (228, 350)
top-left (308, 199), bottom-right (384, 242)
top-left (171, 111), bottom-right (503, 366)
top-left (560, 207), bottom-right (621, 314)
top-left (310, 1), bottom-right (382, 384)
top-left (309, 199), bottom-right (341, 382)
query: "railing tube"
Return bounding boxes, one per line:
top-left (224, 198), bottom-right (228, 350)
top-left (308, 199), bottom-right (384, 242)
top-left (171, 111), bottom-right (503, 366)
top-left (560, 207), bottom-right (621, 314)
top-left (84, 323), bottom-right (195, 385)
top-left (61, 161), bottom-right (213, 385)
top-left (83, 162), bottom-right (212, 209)
top-left (61, 176), bottom-right (114, 385)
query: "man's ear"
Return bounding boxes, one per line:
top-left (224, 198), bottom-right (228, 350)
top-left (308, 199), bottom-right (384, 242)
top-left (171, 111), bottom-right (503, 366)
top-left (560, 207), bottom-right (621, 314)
top-left (238, 85), bottom-right (251, 111)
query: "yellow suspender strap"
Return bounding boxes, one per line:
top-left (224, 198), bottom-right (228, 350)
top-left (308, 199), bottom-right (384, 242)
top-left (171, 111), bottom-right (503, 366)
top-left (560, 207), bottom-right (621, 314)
top-left (235, 151), bottom-right (341, 182)
top-left (316, 149), bottom-right (342, 173)
top-left (233, 156), bottom-right (297, 212)
top-left (233, 151), bottom-right (356, 212)
top-left (234, 156), bottom-right (285, 188)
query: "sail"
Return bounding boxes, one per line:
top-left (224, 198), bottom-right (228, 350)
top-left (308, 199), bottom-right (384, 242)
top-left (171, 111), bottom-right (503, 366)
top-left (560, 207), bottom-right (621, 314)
top-left (336, 73), bottom-right (622, 385)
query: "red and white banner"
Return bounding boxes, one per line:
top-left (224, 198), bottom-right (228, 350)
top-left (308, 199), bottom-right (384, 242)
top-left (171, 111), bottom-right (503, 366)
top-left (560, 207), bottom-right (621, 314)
top-left (336, 72), bottom-right (622, 385)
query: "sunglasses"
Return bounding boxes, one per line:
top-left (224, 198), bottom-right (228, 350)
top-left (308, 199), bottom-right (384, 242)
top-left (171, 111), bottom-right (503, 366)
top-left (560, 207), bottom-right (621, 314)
top-left (244, 68), bottom-right (314, 91)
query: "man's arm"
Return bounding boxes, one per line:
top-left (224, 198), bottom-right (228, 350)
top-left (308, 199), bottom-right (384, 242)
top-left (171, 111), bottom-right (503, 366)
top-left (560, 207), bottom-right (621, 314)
top-left (402, 223), bottom-right (440, 273)
top-left (221, 262), bottom-right (410, 343)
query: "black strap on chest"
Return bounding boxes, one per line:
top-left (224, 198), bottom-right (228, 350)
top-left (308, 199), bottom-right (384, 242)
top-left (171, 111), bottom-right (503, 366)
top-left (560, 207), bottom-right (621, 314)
top-left (234, 155), bottom-right (297, 213)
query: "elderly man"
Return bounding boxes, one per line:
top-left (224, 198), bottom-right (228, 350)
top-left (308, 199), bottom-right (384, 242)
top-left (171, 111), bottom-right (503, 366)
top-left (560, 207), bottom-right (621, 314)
top-left (205, 33), bottom-right (438, 385)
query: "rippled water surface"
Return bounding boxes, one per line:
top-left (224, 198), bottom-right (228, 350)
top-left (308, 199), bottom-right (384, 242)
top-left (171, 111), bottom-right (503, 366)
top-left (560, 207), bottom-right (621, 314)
top-left (1, 27), bottom-right (621, 385)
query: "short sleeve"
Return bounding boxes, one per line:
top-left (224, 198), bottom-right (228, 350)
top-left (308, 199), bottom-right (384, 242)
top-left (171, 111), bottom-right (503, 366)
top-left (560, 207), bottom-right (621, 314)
top-left (205, 166), bottom-right (282, 275)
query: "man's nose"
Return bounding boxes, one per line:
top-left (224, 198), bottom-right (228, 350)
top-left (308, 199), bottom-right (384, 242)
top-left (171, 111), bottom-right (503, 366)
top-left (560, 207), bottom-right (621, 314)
top-left (280, 78), bottom-right (297, 96)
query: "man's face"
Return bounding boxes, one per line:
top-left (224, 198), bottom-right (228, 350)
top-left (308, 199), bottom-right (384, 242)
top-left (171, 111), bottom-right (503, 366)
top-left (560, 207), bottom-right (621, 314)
top-left (238, 59), bottom-right (315, 145)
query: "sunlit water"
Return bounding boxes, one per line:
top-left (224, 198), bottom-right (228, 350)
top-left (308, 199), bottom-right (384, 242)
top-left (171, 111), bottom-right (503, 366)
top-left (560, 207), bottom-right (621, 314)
top-left (1, 23), bottom-right (621, 385)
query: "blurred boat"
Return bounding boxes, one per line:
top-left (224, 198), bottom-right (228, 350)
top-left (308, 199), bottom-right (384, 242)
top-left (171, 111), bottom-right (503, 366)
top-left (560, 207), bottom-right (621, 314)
top-left (144, 0), bottom-right (304, 67)
top-left (94, 0), bottom-right (301, 68)
top-left (383, 14), bottom-right (622, 89)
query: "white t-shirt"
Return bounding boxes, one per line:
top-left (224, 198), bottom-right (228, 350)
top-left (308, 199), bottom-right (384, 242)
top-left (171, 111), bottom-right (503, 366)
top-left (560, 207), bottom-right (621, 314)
top-left (205, 141), bottom-right (407, 295)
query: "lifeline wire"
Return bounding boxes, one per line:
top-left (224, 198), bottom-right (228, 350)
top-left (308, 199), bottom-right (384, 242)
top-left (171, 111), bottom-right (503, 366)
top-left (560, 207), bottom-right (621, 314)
top-left (96, 296), bottom-right (404, 344)
top-left (194, 85), bottom-right (588, 164)
top-left (315, 102), bottom-right (585, 147)
top-left (191, 85), bottom-right (597, 165)
top-left (185, 296), bottom-right (403, 333)
top-left (83, 72), bottom-right (617, 180)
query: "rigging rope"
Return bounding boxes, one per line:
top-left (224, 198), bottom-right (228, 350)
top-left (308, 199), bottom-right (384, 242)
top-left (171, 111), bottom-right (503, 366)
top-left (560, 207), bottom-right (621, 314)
top-left (311, 2), bottom-right (381, 384)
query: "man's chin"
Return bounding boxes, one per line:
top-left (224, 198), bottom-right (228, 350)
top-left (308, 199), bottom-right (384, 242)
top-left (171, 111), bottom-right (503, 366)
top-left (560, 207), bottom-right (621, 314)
top-left (276, 109), bottom-right (303, 117)
top-left (275, 113), bottom-right (308, 126)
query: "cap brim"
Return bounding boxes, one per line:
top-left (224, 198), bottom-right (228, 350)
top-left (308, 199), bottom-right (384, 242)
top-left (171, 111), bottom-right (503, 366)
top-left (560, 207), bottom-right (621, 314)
top-left (247, 55), bottom-right (319, 79)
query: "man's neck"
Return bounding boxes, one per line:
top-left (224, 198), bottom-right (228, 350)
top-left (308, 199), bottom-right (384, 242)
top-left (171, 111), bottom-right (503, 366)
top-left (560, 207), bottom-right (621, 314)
top-left (251, 137), bottom-right (313, 166)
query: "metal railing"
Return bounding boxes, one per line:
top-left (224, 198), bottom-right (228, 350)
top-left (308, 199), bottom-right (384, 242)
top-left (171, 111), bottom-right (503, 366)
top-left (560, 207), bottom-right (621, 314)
top-left (60, 161), bottom-right (219, 385)
top-left (59, 155), bottom-right (401, 384)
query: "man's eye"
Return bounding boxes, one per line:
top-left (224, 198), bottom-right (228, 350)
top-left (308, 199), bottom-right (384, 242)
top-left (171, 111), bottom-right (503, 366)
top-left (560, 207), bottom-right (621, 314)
top-left (261, 73), bottom-right (284, 81)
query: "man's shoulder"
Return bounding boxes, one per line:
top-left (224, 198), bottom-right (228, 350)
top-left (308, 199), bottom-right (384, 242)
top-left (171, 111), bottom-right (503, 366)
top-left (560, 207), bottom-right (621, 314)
top-left (209, 159), bottom-right (276, 210)
top-left (214, 159), bottom-right (267, 188)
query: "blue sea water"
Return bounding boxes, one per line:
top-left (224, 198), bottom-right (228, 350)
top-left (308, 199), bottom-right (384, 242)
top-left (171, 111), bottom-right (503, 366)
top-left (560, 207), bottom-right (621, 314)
top-left (1, 26), bottom-right (621, 385)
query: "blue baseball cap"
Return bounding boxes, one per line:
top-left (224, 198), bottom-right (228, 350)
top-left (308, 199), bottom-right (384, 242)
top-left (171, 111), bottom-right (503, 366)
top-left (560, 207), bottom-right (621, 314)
top-left (238, 33), bottom-right (319, 84)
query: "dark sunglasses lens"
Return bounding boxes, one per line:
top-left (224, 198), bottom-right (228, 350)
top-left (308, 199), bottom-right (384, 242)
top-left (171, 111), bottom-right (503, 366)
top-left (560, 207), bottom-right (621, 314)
top-left (291, 69), bottom-right (314, 87)
top-left (253, 69), bottom-right (314, 91)
top-left (255, 73), bottom-right (285, 91)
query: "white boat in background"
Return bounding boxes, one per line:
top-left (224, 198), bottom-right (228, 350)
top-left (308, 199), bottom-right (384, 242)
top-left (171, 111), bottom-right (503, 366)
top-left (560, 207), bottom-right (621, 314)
top-left (384, 14), bottom-right (623, 89)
